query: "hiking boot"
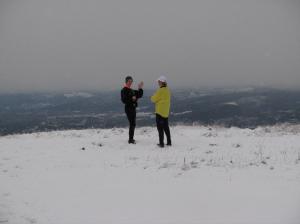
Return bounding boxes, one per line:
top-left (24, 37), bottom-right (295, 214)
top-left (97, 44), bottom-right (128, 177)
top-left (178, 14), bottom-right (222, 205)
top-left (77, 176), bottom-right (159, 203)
top-left (166, 143), bottom-right (172, 146)
top-left (157, 143), bottom-right (164, 148)
top-left (128, 139), bottom-right (136, 144)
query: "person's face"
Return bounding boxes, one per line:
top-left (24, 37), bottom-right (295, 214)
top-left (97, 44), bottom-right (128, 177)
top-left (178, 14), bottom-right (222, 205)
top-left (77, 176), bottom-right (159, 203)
top-left (127, 79), bottom-right (133, 87)
top-left (157, 81), bottom-right (164, 87)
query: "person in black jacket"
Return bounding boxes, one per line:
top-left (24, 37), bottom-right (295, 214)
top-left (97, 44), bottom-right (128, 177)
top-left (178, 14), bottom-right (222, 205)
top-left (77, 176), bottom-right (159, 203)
top-left (121, 76), bottom-right (144, 144)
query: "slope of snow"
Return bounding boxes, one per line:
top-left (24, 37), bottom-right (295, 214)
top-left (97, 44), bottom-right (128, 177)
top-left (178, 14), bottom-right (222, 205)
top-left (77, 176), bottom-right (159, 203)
top-left (1, 125), bottom-right (300, 224)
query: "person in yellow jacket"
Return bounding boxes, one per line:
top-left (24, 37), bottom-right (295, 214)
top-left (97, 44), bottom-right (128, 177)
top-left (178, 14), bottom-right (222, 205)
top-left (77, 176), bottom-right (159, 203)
top-left (151, 76), bottom-right (172, 147)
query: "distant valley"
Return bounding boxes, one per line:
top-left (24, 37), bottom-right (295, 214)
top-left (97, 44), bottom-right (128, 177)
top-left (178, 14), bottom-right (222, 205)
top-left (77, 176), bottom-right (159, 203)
top-left (0, 87), bottom-right (300, 135)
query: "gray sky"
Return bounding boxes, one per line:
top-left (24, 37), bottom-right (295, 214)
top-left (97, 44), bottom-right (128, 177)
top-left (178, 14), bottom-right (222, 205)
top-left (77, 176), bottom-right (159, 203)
top-left (0, 0), bottom-right (300, 93)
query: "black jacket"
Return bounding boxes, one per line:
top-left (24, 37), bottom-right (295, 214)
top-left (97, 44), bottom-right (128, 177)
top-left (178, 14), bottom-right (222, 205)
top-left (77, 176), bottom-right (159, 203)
top-left (121, 87), bottom-right (143, 109)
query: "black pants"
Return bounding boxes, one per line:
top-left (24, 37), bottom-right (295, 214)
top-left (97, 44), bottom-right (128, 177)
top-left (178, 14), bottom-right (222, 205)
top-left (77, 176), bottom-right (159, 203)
top-left (125, 107), bottom-right (136, 141)
top-left (156, 114), bottom-right (171, 146)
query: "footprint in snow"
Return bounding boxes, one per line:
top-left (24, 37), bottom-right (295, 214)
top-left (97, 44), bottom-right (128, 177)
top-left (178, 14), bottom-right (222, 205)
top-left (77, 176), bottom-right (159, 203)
top-left (190, 161), bottom-right (199, 168)
top-left (92, 142), bottom-right (103, 147)
top-left (181, 164), bottom-right (191, 171)
top-left (159, 162), bottom-right (176, 169)
top-left (205, 150), bottom-right (214, 154)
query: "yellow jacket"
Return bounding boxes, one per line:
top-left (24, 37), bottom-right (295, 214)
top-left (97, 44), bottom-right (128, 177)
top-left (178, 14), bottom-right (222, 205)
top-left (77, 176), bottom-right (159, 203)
top-left (151, 86), bottom-right (171, 118)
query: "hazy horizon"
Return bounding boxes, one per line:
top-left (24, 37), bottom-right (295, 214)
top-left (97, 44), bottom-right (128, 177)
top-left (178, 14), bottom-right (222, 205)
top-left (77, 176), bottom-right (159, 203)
top-left (0, 0), bottom-right (300, 93)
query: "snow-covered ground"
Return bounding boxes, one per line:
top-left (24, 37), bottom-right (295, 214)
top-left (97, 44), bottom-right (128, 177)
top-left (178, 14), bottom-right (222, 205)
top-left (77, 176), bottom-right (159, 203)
top-left (1, 125), bottom-right (300, 224)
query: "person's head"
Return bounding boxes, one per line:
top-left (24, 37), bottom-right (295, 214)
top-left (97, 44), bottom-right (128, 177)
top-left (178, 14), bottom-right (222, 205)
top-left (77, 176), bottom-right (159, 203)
top-left (125, 76), bottom-right (133, 87)
top-left (157, 75), bottom-right (167, 87)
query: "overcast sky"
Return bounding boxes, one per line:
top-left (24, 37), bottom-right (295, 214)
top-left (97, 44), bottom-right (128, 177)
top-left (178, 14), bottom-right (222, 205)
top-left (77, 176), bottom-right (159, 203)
top-left (0, 0), bottom-right (299, 93)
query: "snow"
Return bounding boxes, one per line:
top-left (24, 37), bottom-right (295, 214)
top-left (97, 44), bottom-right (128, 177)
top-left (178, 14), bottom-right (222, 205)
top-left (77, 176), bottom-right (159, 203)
top-left (172, 111), bottom-right (193, 116)
top-left (63, 92), bottom-right (94, 98)
top-left (222, 102), bottom-right (239, 106)
top-left (1, 125), bottom-right (300, 224)
top-left (136, 112), bottom-right (153, 117)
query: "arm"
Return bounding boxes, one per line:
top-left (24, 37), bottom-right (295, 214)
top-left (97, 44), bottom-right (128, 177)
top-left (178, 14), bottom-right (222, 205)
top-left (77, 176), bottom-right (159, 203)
top-left (135, 89), bottom-right (143, 99)
top-left (135, 81), bottom-right (144, 99)
top-left (121, 89), bottom-right (132, 105)
top-left (151, 89), bottom-right (160, 103)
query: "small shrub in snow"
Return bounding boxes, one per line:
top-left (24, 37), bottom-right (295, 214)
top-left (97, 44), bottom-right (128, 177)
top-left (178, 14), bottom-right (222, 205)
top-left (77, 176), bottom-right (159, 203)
top-left (261, 160), bottom-right (267, 165)
top-left (233, 143), bottom-right (241, 148)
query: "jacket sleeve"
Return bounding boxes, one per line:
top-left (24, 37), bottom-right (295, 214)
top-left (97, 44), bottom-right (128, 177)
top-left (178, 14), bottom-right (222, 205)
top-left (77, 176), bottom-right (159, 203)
top-left (151, 89), bottom-right (160, 103)
top-left (135, 89), bottom-right (143, 99)
top-left (121, 89), bottom-right (132, 105)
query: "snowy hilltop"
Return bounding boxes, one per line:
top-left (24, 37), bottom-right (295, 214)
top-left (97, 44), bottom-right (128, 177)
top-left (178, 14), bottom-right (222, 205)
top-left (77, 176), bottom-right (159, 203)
top-left (1, 125), bottom-right (300, 224)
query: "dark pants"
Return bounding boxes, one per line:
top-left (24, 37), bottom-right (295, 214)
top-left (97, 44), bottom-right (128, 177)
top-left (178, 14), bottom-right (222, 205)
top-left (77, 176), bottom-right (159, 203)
top-left (156, 114), bottom-right (171, 146)
top-left (125, 107), bottom-right (136, 141)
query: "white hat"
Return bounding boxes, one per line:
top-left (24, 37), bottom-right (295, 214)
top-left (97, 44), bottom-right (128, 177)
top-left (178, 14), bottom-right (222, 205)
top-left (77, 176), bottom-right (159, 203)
top-left (157, 75), bottom-right (167, 83)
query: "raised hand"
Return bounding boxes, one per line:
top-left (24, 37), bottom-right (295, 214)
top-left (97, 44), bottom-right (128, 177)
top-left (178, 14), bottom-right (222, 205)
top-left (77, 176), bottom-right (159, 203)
top-left (138, 81), bottom-right (144, 89)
